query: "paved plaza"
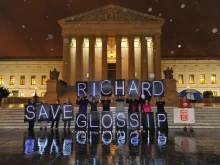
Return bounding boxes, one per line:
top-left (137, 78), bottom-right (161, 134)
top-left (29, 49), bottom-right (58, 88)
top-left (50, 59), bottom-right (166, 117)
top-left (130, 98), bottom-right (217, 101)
top-left (0, 128), bottom-right (219, 165)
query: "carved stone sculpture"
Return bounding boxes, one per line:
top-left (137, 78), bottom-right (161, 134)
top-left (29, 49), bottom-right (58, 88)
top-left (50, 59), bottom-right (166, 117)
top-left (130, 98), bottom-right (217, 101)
top-left (50, 68), bottom-right (60, 80)
top-left (163, 67), bottom-right (173, 79)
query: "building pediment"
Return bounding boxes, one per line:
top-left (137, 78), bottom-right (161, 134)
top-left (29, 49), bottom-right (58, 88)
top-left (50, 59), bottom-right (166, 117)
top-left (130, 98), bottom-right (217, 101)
top-left (59, 4), bottom-right (164, 24)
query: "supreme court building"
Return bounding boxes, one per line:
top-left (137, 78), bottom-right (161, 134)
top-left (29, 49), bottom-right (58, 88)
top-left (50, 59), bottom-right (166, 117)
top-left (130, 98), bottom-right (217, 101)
top-left (1, 4), bottom-right (220, 99)
top-left (58, 4), bottom-right (165, 85)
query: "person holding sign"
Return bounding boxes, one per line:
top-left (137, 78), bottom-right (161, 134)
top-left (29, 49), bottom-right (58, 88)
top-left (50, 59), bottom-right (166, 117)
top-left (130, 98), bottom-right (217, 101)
top-left (100, 96), bottom-right (113, 111)
top-left (142, 99), bottom-right (152, 112)
top-left (39, 100), bottom-right (48, 131)
top-left (51, 99), bottom-right (61, 129)
top-left (113, 95), bottom-right (126, 112)
top-left (63, 98), bottom-right (72, 131)
top-left (155, 97), bottom-right (166, 113)
top-left (178, 96), bottom-right (193, 131)
top-left (125, 95), bottom-right (139, 113)
top-left (76, 96), bottom-right (89, 113)
top-left (27, 99), bottom-right (36, 131)
top-left (88, 98), bottom-right (99, 112)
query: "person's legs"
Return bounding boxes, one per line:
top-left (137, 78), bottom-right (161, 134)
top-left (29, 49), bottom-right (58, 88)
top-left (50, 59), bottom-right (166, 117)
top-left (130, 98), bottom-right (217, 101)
top-left (64, 121), bottom-right (66, 129)
top-left (183, 123), bottom-right (187, 131)
top-left (55, 120), bottom-right (59, 129)
top-left (51, 121), bottom-right (54, 129)
top-left (40, 121), bottom-right (44, 130)
top-left (68, 121), bottom-right (71, 130)
top-left (189, 124), bottom-right (193, 131)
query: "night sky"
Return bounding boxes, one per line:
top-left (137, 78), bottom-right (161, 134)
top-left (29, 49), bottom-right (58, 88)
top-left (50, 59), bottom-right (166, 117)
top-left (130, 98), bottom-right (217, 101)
top-left (0, 0), bottom-right (219, 59)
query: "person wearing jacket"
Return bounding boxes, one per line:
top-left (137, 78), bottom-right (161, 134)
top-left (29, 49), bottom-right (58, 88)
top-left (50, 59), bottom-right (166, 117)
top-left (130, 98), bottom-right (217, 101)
top-left (178, 96), bottom-right (193, 131)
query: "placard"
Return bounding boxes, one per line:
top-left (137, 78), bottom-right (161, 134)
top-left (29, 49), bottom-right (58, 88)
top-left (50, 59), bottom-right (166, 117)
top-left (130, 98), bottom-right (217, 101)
top-left (101, 80), bottom-right (112, 96)
top-left (62, 104), bottom-right (74, 121)
top-left (49, 104), bottom-right (61, 121)
top-left (76, 81), bottom-right (88, 98)
top-left (156, 112), bottom-right (168, 130)
top-left (87, 81), bottom-right (101, 98)
top-left (88, 112), bottom-right (100, 131)
top-left (174, 108), bottom-right (195, 123)
top-left (101, 112), bottom-right (113, 131)
top-left (115, 112), bottom-right (127, 130)
top-left (36, 103), bottom-right (50, 121)
top-left (115, 79), bottom-right (125, 96)
top-left (142, 112), bottom-right (155, 130)
top-left (128, 79), bottom-right (139, 96)
top-left (24, 104), bottom-right (36, 122)
top-left (75, 113), bottom-right (87, 130)
top-left (128, 112), bottom-right (140, 130)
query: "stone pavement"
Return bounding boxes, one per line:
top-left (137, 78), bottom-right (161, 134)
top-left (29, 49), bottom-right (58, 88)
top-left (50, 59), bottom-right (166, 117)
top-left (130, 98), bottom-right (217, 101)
top-left (0, 128), bottom-right (220, 165)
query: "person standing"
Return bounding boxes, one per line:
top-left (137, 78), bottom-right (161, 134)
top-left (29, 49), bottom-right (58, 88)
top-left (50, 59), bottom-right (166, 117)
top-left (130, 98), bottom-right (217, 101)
top-left (63, 98), bottom-right (72, 131)
top-left (113, 95), bottom-right (126, 112)
top-left (142, 99), bottom-right (152, 113)
top-left (28, 99), bottom-right (36, 131)
top-left (88, 98), bottom-right (99, 112)
top-left (125, 95), bottom-right (139, 113)
top-left (100, 96), bottom-right (112, 111)
top-left (178, 96), bottom-right (193, 131)
top-left (155, 97), bottom-right (166, 113)
top-left (51, 99), bottom-right (61, 129)
top-left (76, 96), bottom-right (89, 113)
top-left (39, 99), bottom-right (48, 131)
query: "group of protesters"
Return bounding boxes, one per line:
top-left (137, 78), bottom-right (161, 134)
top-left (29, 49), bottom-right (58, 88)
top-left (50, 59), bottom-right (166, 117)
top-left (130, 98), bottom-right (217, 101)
top-left (27, 94), bottom-right (169, 132)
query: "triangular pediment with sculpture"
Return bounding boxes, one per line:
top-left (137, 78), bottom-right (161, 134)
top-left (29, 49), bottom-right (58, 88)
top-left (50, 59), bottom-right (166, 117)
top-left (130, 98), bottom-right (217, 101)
top-left (59, 4), bottom-right (164, 24)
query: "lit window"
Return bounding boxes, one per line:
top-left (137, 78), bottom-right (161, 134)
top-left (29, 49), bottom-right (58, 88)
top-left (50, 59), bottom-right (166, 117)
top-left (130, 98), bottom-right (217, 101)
top-left (31, 75), bottom-right (36, 85)
top-left (189, 74), bottom-right (194, 84)
top-left (9, 75), bottom-right (15, 85)
top-left (0, 76), bottom-right (4, 85)
top-left (213, 91), bottom-right (217, 96)
top-left (41, 75), bottom-right (47, 85)
top-left (41, 93), bottom-right (45, 97)
top-left (20, 75), bottom-right (25, 85)
top-left (20, 92), bottom-right (24, 97)
top-left (178, 74), bottom-right (184, 84)
top-left (31, 92), bottom-right (35, 97)
top-left (200, 74), bottom-right (205, 84)
top-left (211, 74), bottom-right (217, 84)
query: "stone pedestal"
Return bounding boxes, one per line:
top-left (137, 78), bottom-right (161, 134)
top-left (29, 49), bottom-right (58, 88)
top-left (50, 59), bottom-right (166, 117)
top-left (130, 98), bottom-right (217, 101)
top-left (44, 80), bottom-right (67, 104)
top-left (164, 79), bottom-right (179, 106)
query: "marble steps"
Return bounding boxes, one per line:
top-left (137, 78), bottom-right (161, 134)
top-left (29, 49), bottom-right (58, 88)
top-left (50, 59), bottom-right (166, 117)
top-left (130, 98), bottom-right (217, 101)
top-left (1, 107), bottom-right (220, 129)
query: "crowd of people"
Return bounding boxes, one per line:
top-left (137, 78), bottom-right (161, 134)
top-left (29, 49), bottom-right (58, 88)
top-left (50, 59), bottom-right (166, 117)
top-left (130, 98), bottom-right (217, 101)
top-left (27, 94), bottom-right (193, 132)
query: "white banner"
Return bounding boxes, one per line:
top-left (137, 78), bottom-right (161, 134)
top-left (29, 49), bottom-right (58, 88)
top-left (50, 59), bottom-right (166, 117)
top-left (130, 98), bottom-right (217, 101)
top-left (174, 108), bottom-right (195, 123)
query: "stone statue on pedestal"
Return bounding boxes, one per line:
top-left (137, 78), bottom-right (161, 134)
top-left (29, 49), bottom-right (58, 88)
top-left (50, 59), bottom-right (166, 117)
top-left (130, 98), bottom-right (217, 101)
top-left (50, 68), bottom-right (60, 80)
top-left (163, 67), bottom-right (173, 79)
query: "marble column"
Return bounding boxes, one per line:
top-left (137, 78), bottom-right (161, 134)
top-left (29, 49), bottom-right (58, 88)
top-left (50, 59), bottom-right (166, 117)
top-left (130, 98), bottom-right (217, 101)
top-left (89, 35), bottom-right (96, 81)
top-left (140, 36), bottom-right (148, 81)
top-left (62, 36), bottom-right (70, 84)
top-left (153, 35), bottom-right (162, 80)
top-left (101, 34), bottom-right (108, 80)
top-left (116, 34), bottom-right (122, 79)
top-left (75, 36), bottom-right (84, 81)
top-left (128, 35), bottom-right (135, 79)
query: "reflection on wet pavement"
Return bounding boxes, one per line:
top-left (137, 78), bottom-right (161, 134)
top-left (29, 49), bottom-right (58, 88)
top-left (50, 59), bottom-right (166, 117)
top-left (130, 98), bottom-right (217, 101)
top-left (0, 129), bottom-right (220, 164)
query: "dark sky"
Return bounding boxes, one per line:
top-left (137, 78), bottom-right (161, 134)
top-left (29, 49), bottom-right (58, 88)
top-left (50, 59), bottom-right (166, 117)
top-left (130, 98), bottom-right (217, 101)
top-left (0, 0), bottom-right (219, 59)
